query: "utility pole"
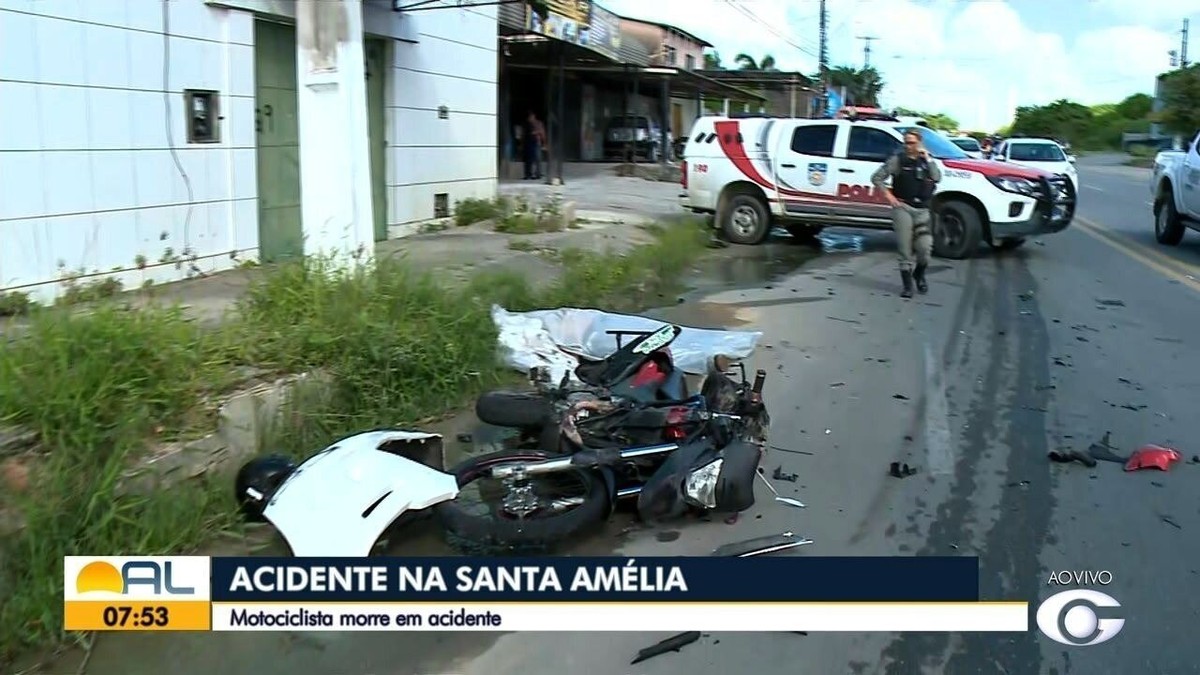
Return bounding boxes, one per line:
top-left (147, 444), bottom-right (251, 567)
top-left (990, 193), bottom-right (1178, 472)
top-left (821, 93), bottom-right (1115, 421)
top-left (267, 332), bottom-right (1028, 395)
top-left (857, 35), bottom-right (878, 68)
top-left (818, 0), bottom-right (828, 116)
top-left (1182, 18), bottom-right (1190, 67)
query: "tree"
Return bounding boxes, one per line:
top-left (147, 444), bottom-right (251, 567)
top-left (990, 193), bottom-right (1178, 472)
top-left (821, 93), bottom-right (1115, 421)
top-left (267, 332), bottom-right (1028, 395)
top-left (704, 51), bottom-right (723, 69)
top-left (1157, 65), bottom-right (1200, 134)
top-left (894, 107), bottom-right (958, 131)
top-left (1009, 96), bottom-right (1153, 149)
top-left (1011, 99), bottom-right (1093, 143)
top-left (826, 65), bottom-right (884, 107)
top-left (734, 53), bottom-right (776, 71)
top-left (1115, 93), bottom-right (1153, 120)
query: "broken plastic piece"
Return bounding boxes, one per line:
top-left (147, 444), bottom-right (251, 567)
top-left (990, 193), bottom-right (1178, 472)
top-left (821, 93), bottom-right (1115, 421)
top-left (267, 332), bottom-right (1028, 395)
top-left (889, 462), bottom-right (918, 478)
top-left (631, 631), bottom-right (702, 664)
top-left (711, 531), bottom-right (815, 557)
top-left (1087, 431), bottom-right (1128, 464)
top-left (1047, 449), bottom-right (1097, 468)
top-left (756, 467), bottom-right (806, 508)
top-left (772, 466), bottom-right (799, 482)
top-left (1124, 444), bottom-right (1182, 472)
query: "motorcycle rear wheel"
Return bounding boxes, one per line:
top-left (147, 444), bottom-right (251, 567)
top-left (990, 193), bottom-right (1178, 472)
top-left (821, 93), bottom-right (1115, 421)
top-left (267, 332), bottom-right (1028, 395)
top-left (475, 390), bottom-right (555, 429)
top-left (435, 449), bottom-right (610, 555)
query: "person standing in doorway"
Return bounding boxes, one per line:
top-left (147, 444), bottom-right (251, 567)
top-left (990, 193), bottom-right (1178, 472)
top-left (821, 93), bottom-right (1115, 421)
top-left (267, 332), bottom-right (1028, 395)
top-left (524, 111), bottom-right (546, 180)
top-left (871, 129), bottom-right (941, 298)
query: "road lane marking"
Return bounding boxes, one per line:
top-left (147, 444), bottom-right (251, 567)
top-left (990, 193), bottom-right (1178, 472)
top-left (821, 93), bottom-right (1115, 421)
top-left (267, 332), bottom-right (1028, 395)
top-left (1074, 216), bottom-right (1200, 294)
top-left (1082, 185), bottom-right (1104, 192)
top-left (923, 340), bottom-right (954, 476)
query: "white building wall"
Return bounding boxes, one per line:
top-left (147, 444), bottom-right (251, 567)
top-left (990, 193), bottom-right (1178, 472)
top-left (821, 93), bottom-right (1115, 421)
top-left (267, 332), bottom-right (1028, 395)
top-left (0, 0), bottom-right (258, 304)
top-left (376, 1), bottom-right (497, 236)
top-left (0, 0), bottom-right (500, 304)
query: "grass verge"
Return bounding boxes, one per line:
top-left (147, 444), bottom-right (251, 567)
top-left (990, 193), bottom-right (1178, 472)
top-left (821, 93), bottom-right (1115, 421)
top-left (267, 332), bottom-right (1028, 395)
top-left (0, 215), bottom-right (710, 663)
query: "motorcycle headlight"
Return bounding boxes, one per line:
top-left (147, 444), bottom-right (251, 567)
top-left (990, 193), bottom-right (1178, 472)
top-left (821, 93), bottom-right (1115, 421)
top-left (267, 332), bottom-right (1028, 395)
top-left (987, 175), bottom-right (1038, 196)
top-left (684, 458), bottom-right (723, 508)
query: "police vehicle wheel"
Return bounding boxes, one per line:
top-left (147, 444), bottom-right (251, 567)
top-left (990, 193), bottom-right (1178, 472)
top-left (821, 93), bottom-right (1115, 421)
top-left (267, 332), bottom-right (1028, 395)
top-left (1155, 195), bottom-right (1186, 246)
top-left (721, 193), bottom-right (771, 245)
top-left (435, 449), bottom-right (610, 555)
top-left (932, 200), bottom-right (983, 259)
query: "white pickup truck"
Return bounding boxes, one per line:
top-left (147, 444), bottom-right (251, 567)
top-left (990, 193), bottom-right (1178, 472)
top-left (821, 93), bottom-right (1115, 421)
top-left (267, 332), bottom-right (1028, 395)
top-left (1149, 131), bottom-right (1200, 246)
top-left (680, 116), bottom-right (1078, 259)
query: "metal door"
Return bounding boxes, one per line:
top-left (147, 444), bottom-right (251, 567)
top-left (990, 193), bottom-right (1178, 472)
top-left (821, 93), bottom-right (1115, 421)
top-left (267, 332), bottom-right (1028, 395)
top-left (253, 20), bottom-right (303, 263)
top-left (365, 39), bottom-right (388, 242)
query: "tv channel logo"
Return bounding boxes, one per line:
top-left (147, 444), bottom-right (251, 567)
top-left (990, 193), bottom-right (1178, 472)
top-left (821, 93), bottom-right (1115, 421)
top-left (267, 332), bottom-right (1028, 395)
top-left (64, 556), bottom-right (211, 600)
top-left (1036, 589), bottom-right (1125, 646)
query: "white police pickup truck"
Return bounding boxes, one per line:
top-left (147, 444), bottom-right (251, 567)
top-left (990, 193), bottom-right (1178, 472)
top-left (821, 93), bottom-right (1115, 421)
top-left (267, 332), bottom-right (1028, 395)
top-left (679, 115), bottom-right (1077, 258)
top-left (1149, 130), bottom-right (1200, 246)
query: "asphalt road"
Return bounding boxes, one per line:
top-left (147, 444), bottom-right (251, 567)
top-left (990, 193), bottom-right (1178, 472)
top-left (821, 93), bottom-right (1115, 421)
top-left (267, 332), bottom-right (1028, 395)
top-left (40, 158), bottom-right (1200, 675)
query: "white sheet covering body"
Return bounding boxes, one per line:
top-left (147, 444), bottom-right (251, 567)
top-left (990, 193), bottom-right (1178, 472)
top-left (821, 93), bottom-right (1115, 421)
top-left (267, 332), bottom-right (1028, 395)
top-left (491, 305), bottom-right (763, 384)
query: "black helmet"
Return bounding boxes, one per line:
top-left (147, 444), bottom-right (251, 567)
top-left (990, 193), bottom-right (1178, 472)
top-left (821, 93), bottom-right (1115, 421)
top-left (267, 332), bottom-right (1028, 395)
top-left (234, 454), bottom-right (297, 521)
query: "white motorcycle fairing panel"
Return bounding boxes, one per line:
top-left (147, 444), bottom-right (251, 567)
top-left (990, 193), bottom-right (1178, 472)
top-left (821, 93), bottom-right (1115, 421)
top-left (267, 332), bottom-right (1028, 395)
top-left (262, 431), bottom-right (460, 557)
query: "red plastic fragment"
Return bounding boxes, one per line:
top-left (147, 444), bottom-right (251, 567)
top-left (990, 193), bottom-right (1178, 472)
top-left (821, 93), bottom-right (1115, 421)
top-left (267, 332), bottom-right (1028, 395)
top-left (1123, 444), bottom-right (1182, 472)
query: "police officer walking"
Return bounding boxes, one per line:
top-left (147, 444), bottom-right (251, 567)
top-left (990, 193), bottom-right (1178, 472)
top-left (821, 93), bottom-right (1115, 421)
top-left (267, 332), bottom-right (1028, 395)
top-left (871, 129), bottom-right (942, 298)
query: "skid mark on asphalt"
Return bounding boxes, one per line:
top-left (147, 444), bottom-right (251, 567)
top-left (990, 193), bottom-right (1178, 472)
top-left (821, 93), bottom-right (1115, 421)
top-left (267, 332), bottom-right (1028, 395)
top-left (922, 340), bottom-right (954, 476)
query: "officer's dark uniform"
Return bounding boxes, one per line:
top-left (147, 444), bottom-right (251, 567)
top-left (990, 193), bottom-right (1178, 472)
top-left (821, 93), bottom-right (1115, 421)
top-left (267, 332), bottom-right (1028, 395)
top-left (871, 148), bottom-right (942, 298)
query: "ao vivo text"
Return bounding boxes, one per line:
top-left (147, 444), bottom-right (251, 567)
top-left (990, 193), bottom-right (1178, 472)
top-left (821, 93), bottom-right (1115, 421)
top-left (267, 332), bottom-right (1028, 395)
top-left (1046, 570), bottom-right (1113, 586)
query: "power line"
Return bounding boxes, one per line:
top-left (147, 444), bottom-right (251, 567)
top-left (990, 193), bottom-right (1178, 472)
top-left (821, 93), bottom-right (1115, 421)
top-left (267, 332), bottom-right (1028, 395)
top-left (719, 0), bottom-right (821, 62)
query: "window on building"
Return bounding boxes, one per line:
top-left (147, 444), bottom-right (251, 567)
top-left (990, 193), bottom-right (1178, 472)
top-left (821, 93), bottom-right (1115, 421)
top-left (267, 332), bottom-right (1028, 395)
top-left (790, 125), bottom-right (837, 157)
top-left (685, 54), bottom-right (695, 70)
top-left (665, 46), bottom-right (677, 65)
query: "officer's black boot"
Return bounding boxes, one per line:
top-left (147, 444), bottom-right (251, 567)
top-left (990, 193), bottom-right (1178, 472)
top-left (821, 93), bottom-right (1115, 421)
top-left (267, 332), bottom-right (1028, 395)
top-left (913, 263), bottom-right (928, 294)
top-left (900, 270), bottom-right (914, 299)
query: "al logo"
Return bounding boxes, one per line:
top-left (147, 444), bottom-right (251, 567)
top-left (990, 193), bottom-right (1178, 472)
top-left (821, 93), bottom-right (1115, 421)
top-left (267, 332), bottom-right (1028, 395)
top-left (74, 558), bottom-right (196, 596)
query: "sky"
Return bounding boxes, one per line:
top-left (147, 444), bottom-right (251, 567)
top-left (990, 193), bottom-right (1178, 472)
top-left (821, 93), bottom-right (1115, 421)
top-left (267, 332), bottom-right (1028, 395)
top-left (599, 0), bottom-right (1200, 131)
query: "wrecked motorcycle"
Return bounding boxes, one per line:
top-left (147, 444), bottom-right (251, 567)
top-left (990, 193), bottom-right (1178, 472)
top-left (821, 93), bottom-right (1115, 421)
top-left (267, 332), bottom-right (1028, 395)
top-left (228, 329), bottom-right (782, 558)
top-left (433, 353), bottom-right (774, 555)
top-left (475, 324), bottom-right (689, 441)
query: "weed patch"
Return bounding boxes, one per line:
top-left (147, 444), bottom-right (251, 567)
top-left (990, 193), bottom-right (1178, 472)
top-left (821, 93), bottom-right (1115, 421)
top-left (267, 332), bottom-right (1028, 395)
top-left (453, 197), bottom-right (504, 227)
top-left (0, 216), bottom-right (710, 663)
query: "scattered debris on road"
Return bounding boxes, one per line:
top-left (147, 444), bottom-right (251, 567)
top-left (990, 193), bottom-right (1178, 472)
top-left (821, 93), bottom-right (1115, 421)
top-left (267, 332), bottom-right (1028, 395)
top-left (1161, 516), bottom-right (1183, 530)
top-left (630, 631), bottom-right (702, 664)
top-left (892, 393), bottom-right (910, 401)
top-left (711, 531), bottom-right (815, 557)
top-left (1125, 444), bottom-right (1182, 472)
top-left (1088, 432), bottom-right (1128, 464)
top-left (889, 462), bottom-right (919, 478)
top-left (1006, 480), bottom-right (1031, 488)
top-left (756, 467), bottom-right (806, 508)
top-left (1047, 449), bottom-right (1098, 467)
top-left (830, 381), bottom-right (846, 388)
top-left (826, 315), bottom-right (862, 325)
top-left (1018, 291), bottom-right (1035, 301)
top-left (772, 466), bottom-right (799, 483)
top-left (770, 444), bottom-right (814, 456)
top-left (1097, 298), bottom-right (1126, 307)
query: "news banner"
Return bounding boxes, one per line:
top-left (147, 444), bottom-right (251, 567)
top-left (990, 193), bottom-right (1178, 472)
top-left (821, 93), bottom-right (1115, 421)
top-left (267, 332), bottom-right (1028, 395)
top-left (62, 555), bottom-right (1035, 633)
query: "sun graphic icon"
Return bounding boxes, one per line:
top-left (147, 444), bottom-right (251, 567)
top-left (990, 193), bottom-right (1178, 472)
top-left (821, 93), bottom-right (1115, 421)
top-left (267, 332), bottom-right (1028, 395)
top-left (76, 561), bottom-right (124, 594)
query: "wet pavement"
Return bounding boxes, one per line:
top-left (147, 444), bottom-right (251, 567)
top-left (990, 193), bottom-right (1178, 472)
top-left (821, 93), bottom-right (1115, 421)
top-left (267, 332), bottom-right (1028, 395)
top-left (21, 174), bottom-right (1200, 673)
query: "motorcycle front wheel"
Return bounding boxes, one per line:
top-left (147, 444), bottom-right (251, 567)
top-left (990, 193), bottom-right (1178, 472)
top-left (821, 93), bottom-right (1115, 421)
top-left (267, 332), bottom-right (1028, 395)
top-left (435, 449), bottom-right (610, 555)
